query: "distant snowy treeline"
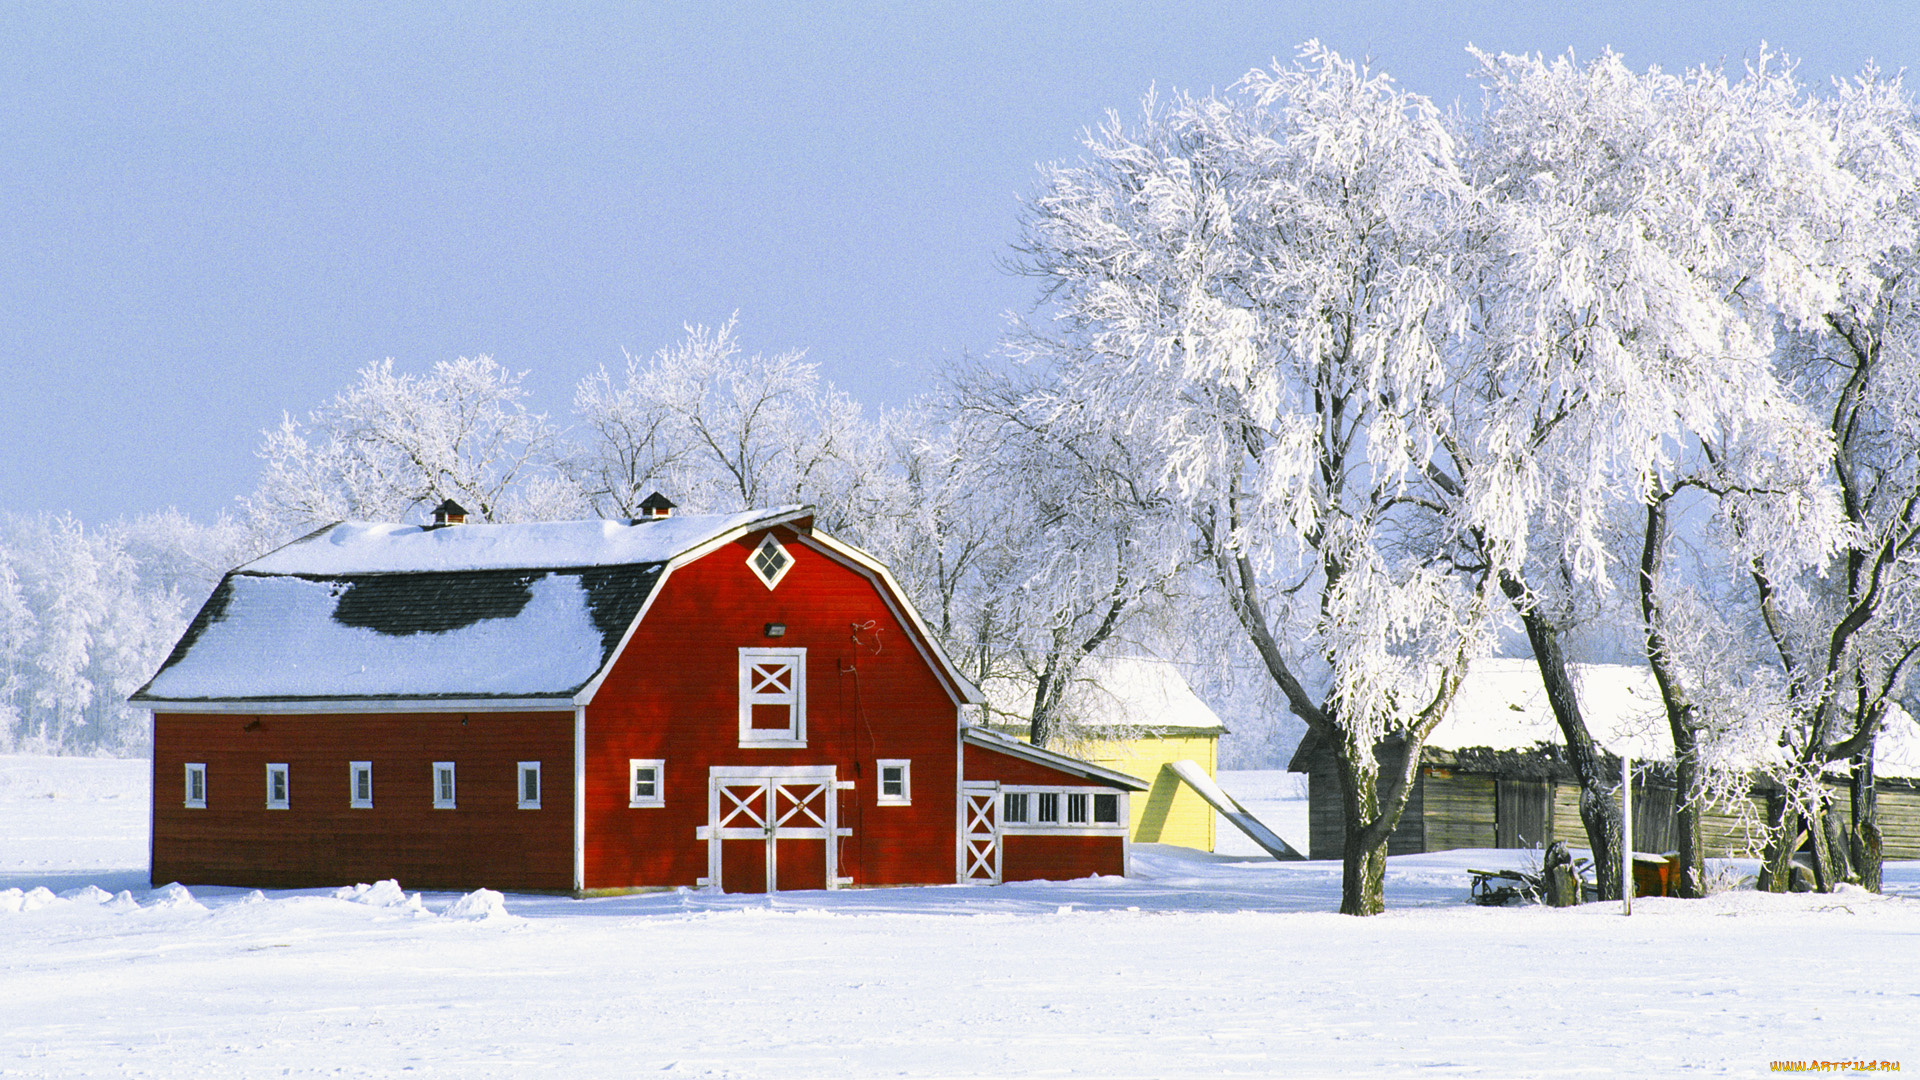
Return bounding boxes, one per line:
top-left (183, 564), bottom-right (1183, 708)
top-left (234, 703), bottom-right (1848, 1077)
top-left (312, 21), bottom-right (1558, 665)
top-left (0, 511), bottom-right (257, 755)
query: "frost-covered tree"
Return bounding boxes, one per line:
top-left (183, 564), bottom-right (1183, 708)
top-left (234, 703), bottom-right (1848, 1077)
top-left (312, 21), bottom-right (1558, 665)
top-left (571, 319), bottom-right (898, 540)
top-left (947, 361), bottom-right (1188, 749)
top-left (1750, 67), bottom-right (1920, 892)
top-left (1015, 46), bottom-right (1498, 915)
top-left (250, 355), bottom-right (569, 536)
top-left (1450, 48), bottom-right (1866, 899)
top-left (0, 551), bottom-right (35, 752)
top-left (0, 512), bottom-right (208, 755)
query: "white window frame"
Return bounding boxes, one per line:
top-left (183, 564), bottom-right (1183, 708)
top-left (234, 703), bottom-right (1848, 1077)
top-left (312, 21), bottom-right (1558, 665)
top-left (432, 761), bottom-right (457, 809)
top-left (265, 763), bottom-right (289, 810)
top-left (876, 759), bottom-right (911, 806)
top-left (349, 761), bottom-right (373, 808)
top-left (518, 761), bottom-right (542, 809)
top-left (747, 532), bottom-right (795, 590)
top-left (738, 647), bottom-right (806, 747)
top-left (996, 786), bottom-right (1128, 836)
top-left (629, 759), bottom-right (665, 808)
top-left (183, 763), bottom-right (206, 809)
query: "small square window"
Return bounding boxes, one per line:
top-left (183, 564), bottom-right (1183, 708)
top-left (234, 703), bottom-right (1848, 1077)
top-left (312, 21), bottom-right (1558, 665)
top-left (265, 763), bottom-right (289, 810)
top-left (349, 761), bottom-right (373, 808)
top-left (876, 759), bottom-right (911, 806)
top-left (1037, 792), bottom-right (1060, 824)
top-left (516, 761), bottom-right (542, 809)
top-left (432, 762), bottom-right (457, 809)
top-left (1067, 792), bottom-right (1089, 824)
top-left (748, 532), bottom-right (794, 589)
top-left (629, 759), bottom-right (665, 808)
top-left (1003, 791), bottom-right (1029, 824)
top-left (1093, 792), bottom-right (1119, 824)
top-left (183, 763), bottom-right (206, 809)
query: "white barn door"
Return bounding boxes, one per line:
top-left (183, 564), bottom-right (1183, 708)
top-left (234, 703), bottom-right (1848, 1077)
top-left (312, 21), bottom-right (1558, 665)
top-left (703, 766), bottom-right (845, 892)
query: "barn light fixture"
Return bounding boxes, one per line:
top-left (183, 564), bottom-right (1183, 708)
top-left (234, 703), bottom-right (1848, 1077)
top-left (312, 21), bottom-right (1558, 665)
top-left (242, 719), bottom-right (262, 732)
top-left (764, 622), bottom-right (786, 638)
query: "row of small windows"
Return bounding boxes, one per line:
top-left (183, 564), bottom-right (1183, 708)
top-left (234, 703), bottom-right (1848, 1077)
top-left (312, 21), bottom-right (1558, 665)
top-left (623, 760), bottom-right (911, 807)
top-left (1002, 790), bottom-right (1120, 826)
top-left (183, 761), bottom-right (541, 811)
top-left (183, 757), bottom-right (913, 812)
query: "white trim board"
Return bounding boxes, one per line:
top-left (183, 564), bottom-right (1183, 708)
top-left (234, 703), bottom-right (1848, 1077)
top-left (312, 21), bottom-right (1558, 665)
top-left (573, 705), bottom-right (587, 892)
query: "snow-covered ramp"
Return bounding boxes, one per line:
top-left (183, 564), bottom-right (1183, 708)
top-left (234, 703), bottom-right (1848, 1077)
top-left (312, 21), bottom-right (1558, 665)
top-left (1168, 759), bottom-right (1305, 860)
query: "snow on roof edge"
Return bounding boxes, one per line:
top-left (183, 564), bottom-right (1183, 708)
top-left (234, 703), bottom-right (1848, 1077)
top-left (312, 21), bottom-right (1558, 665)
top-left (241, 508), bottom-right (809, 576)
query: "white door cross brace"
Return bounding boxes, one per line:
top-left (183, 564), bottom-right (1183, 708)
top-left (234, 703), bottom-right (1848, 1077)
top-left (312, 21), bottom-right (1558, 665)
top-left (702, 765), bottom-right (844, 892)
top-left (962, 781), bottom-right (1000, 884)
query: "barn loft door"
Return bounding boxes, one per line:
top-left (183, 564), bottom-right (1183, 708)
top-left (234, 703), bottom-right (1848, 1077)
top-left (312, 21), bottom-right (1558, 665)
top-left (1495, 779), bottom-right (1551, 850)
top-left (961, 781), bottom-right (1000, 884)
top-left (703, 767), bottom-right (847, 893)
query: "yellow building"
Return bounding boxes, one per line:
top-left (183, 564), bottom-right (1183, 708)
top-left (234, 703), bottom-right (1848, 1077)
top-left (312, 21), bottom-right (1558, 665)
top-left (986, 656), bottom-right (1227, 852)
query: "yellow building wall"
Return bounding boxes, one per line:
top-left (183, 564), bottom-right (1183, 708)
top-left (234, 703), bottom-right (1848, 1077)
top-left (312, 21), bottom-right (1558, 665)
top-left (1077, 734), bottom-right (1218, 852)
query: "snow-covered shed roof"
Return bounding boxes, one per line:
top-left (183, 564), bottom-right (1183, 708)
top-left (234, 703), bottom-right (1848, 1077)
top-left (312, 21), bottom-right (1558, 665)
top-left (132, 509), bottom-right (807, 706)
top-left (1288, 658), bottom-right (1920, 780)
top-left (984, 655), bottom-right (1228, 738)
top-left (1429, 660), bottom-right (1669, 760)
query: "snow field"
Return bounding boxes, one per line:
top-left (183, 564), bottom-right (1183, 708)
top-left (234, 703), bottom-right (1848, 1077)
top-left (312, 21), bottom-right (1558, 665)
top-left (3, 755), bottom-right (1916, 1078)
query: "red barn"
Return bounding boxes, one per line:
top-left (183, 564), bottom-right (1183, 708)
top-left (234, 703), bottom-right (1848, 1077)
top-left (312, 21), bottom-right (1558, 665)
top-left (131, 505), bottom-right (1146, 894)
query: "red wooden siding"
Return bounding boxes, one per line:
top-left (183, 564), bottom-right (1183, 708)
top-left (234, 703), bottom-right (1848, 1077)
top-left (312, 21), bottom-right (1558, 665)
top-left (582, 526), bottom-right (962, 890)
top-left (1000, 834), bottom-right (1125, 882)
top-left (152, 711), bottom-right (574, 891)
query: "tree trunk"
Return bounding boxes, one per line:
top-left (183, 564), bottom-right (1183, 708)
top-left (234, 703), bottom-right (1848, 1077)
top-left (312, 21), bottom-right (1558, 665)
top-left (1759, 791), bottom-right (1800, 893)
top-left (1340, 826), bottom-right (1389, 917)
top-left (1764, 783), bottom-right (1852, 893)
top-left (1817, 798), bottom-right (1854, 888)
top-left (1333, 749), bottom-right (1391, 916)
top-left (1502, 577), bottom-right (1625, 901)
top-left (1850, 751), bottom-right (1882, 892)
top-left (1669, 734), bottom-right (1709, 899)
top-left (1639, 492), bottom-right (1705, 898)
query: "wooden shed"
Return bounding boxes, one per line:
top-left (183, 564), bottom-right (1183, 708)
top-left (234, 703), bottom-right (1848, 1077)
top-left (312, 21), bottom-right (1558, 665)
top-left (1290, 659), bottom-right (1920, 861)
top-left (985, 655), bottom-right (1227, 851)
top-left (133, 506), bottom-right (1146, 894)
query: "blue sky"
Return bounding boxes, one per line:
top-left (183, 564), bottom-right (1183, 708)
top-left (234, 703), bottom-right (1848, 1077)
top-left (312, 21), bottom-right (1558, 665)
top-left (2, 2), bottom-right (1906, 522)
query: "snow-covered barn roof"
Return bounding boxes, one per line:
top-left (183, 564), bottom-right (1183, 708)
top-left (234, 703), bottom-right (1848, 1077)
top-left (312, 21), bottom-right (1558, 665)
top-left (1288, 658), bottom-right (1920, 780)
top-left (983, 655), bottom-right (1228, 738)
top-left (241, 511), bottom-right (791, 576)
top-left (132, 509), bottom-right (808, 707)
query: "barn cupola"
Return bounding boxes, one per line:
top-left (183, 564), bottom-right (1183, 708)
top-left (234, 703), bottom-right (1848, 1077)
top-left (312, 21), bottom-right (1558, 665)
top-left (430, 499), bottom-right (469, 526)
top-left (637, 491), bottom-right (676, 520)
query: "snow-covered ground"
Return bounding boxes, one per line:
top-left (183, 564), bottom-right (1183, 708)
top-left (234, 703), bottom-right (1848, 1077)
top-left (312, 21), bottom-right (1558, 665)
top-left (3, 755), bottom-right (1916, 1078)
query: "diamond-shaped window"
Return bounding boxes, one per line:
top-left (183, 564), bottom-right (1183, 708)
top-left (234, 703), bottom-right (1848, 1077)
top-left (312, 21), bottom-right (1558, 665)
top-left (749, 533), bottom-right (793, 589)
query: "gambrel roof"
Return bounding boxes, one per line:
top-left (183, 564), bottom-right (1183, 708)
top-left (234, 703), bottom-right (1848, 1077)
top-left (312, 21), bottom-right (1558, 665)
top-left (132, 509), bottom-right (808, 708)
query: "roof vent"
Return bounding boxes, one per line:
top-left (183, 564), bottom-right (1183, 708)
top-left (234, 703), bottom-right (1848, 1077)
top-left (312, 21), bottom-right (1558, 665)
top-left (431, 499), bottom-right (469, 526)
top-left (637, 491), bottom-right (676, 520)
